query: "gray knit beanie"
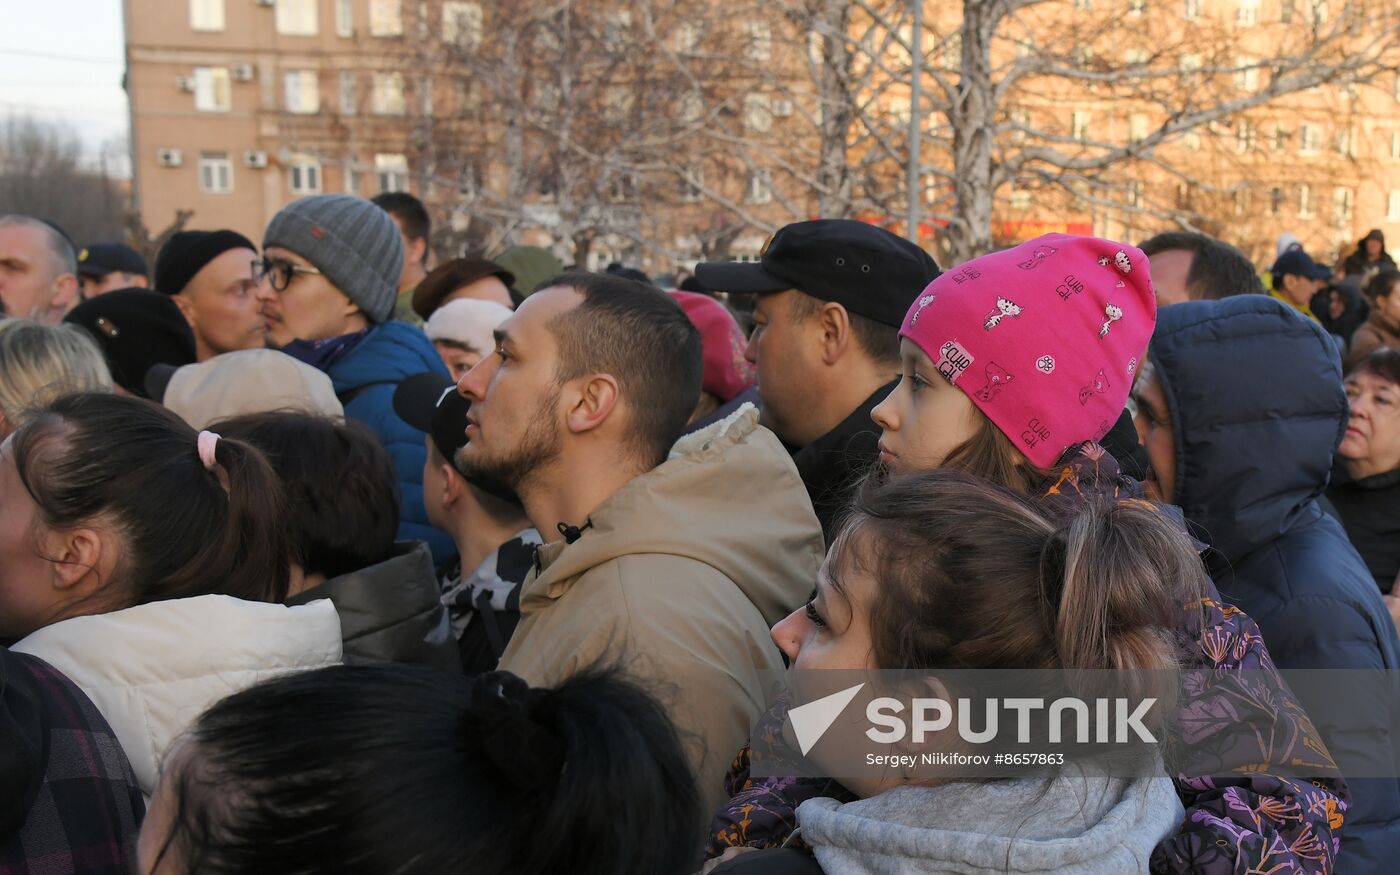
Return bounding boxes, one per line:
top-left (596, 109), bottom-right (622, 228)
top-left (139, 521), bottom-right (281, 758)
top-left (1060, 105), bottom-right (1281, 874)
top-left (262, 194), bottom-right (403, 324)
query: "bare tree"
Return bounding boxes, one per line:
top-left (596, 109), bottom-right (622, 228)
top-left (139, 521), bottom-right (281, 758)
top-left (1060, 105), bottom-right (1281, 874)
top-left (0, 116), bottom-right (127, 245)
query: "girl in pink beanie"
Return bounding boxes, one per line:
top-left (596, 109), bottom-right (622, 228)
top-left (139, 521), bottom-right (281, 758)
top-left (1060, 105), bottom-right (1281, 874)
top-left (708, 234), bottom-right (1348, 875)
top-left (873, 233), bottom-right (1155, 487)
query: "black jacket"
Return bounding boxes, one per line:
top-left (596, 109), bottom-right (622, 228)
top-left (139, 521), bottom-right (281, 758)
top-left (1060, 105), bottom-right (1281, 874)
top-left (791, 381), bottom-right (895, 545)
top-left (1328, 460), bottom-right (1400, 594)
top-left (287, 541), bottom-right (459, 673)
top-left (1152, 296), bottom-right (1400, 870)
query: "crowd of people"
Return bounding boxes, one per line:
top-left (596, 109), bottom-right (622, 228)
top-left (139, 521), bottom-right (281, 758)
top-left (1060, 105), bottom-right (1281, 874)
top-left (0, 197), bottom-right (1398, 874)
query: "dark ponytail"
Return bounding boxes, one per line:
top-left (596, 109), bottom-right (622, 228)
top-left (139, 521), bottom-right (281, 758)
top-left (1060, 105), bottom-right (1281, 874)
top-left (152, 664), bottom-right (700, 875)
top-left (11, 392), bottom-right (288, 609)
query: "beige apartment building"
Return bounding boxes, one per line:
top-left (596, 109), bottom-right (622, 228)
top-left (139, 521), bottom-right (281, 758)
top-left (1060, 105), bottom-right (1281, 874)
top-left (125, 0), bottom-right (1400, 275)
top-left (125, 0), bottom-right (451, 249)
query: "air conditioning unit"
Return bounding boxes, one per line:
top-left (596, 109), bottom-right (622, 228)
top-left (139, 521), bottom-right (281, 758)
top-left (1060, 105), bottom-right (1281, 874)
top-left (254, 0), bottom-right (274, 6)
top-left (157, 148), bottom-right (184, 167)
top-left (772, 99), bottom-right (794, 117)
top-left (176, 76), bottom-right (196, 93)
top-left (244, 150), bottom-right (269, 168)
top-left (231, 63), bottom-right (255, 82)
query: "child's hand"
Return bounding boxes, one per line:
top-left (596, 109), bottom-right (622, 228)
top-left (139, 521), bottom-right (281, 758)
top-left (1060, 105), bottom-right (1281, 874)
top-left (700, 846), bottom-right (758, 874)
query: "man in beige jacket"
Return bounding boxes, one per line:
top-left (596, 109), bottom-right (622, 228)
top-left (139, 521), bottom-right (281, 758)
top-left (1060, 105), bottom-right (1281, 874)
top-left (455, 271), bottom-right (824, 821)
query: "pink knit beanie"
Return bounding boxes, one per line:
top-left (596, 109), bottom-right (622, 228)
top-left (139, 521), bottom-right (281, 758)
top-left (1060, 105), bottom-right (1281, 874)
top-left (899, 233), bottom-right (1156, 468)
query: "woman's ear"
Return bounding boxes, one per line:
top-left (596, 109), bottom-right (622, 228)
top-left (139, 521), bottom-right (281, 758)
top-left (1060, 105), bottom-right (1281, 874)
top-left (46, 526), bottom-right (108, 593)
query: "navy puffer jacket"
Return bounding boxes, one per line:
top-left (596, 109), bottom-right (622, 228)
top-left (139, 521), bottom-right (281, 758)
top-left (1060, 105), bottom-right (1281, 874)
top-left (327, 322), bottom-right (454, 566)
top-left (1151, 295), bottom-right (1400, 872)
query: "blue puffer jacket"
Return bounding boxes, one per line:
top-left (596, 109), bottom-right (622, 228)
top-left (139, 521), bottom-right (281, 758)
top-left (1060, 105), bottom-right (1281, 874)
top-left (326, 322), bottom-right (454, 566)
top-left (1151, 296), bottom-right (1400, 873)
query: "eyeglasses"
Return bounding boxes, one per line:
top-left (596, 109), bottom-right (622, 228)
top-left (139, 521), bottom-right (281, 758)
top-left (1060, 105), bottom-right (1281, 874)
top-left (252, 256), bottom-right (323, 292)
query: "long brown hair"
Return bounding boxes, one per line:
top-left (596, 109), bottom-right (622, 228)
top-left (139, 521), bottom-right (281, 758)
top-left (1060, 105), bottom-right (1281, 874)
top-left (836, 470), bottom-right (1205, 676)
top-left (937, 414), bottom-right (1050, 496)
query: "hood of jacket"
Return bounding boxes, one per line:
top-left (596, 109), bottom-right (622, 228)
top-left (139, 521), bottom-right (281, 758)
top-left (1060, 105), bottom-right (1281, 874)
top-left (798, 774), bottom-right (1183, 875)
top-left (11, 596), bottom-right (342, 797)
top-left (1149, 296), bottom-right (1347, 565)
top-left (326, 321), bottom-right (447, 394)
top-left (288, 541), bottom-right (458, 672)
top-left (526, 404), bottom-right (824, 627)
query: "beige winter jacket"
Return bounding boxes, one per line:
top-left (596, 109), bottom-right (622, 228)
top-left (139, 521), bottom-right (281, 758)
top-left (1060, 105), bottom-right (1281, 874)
top-left (498, 404), bottom-right (824, 818)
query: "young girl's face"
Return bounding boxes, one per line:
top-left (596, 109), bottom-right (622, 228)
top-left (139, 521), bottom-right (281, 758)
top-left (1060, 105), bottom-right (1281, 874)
top-left (870, 339), bottom-right (982, 475)
top-left (770, 537), bottom-right (878, 672)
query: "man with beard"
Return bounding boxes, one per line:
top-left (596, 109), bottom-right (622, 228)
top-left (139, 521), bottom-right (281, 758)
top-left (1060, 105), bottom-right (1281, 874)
top-left (453, 271), bottom-right (823, 818)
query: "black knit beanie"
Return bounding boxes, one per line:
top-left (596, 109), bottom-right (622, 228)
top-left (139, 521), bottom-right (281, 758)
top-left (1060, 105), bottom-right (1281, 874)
top-left (154, 230), bottom-right (257, 295)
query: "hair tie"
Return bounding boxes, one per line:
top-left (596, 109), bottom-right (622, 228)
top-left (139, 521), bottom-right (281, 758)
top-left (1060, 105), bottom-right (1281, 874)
top-left (197, 430), bottom-right (222, 471)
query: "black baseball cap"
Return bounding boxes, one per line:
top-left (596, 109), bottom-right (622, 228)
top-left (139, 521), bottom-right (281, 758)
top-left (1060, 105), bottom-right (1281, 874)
top-left (1271, 249), bottom-right (1331, 281)
top-left (393, 372), bottom-right (469, 466)
top-left (77, 243), bottom-right (148, 279)
top-left (694, 219), bottom-right (941, 327)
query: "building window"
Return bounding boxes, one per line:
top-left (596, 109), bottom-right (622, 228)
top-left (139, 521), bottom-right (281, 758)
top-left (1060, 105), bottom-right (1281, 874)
top-left (744, 93), bottom-right (772, 132)
top-left (1299, 123), bottom-right (1321, 155)
top-left (1311, 0), bottom-right (1328, 23)
top-left (370, 0), bottom-right (402, 36)
top-left (1071, 110), bottom-right (1090, 141)
top-left (1236, 0), bottom-right (1259, 25)
top-left (679, 164), bottom-right (703, 203)
top-left (1234, 56), bottom-right (1258, 91)
top-left (1010, 188), bottom-right (1031, 210)
top-left (1129, 114), bottom-right (1149, 143)
top-left (198, 151), bottom-right (232, 193)
top-left (1280, 0), bottom-right (1295, 20)
top-left (603, 10), bottom-right (630, 52)
top-left (339, 72), bottom-right (356, 114)
top-left (289, 155), bottom-right (321, 194)
top-left (1298, 183), bottom-right (1314, 218)
top-left (746, 22), bottom-right (772, 62)
top-left (1234, 188), bottom-right (1250, 216)
top-left (443, 2), bottom-right (482, 49)
top-left (1388, 191), bottom-right (1400, 222)
top-left (1074, 0), bottom-right (1092, 10)
top-left (1129, 0), bottom-right (1147, 15)
top-left (1184, 0), bottom-right (1201, 18)
top-left (455, 78), bottom-right (482, 113)
top-left (1270, 186), bottom-right (1283, 215)
top-left (1236, 120), bottom-right (1255, 153)
top-left (675, 21), bottom-right (701, 54)
top-left (1336, 126), bottom-right (1355, 157)
top-left (345, 154), bottom-right (360, 194)
top-left (284, 70), bottom-right (319, 114)
top-left (1125, 48), bottom-right (1148, 66)
top-left (1333, 187), bottom-right (1353, 227)
top-left (371, 72), bottom-right (406, 115)
top-left (420, 76), bottom-right (433, 116)
top-left (1391, 131), bottom-right (1400, 160)
top-left (275, 0), bottom-right (318, 35)
top-left (1175, 182), bottom-right (1192, 210)
top-left (190, 0), bottom-right (225, 31)
top-left (336, 0), bottom-right (353, 36)
top-left (602, 85), bottom-right (634, 123)
top-left (375, 153), bottom-right (409, 193)
top-left (193, 67), bottom-right (231, 112)
top-left (1272, 124), bottom-right (1287, 151)
top-left (748, 169), bottom-right (773, 204)
top-left (1183, 130), bottom-right (1201, 150)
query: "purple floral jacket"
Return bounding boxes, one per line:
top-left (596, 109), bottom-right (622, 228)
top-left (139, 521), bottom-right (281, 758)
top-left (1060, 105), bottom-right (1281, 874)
top-left (708, 445), bottom-right (1349, 875)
